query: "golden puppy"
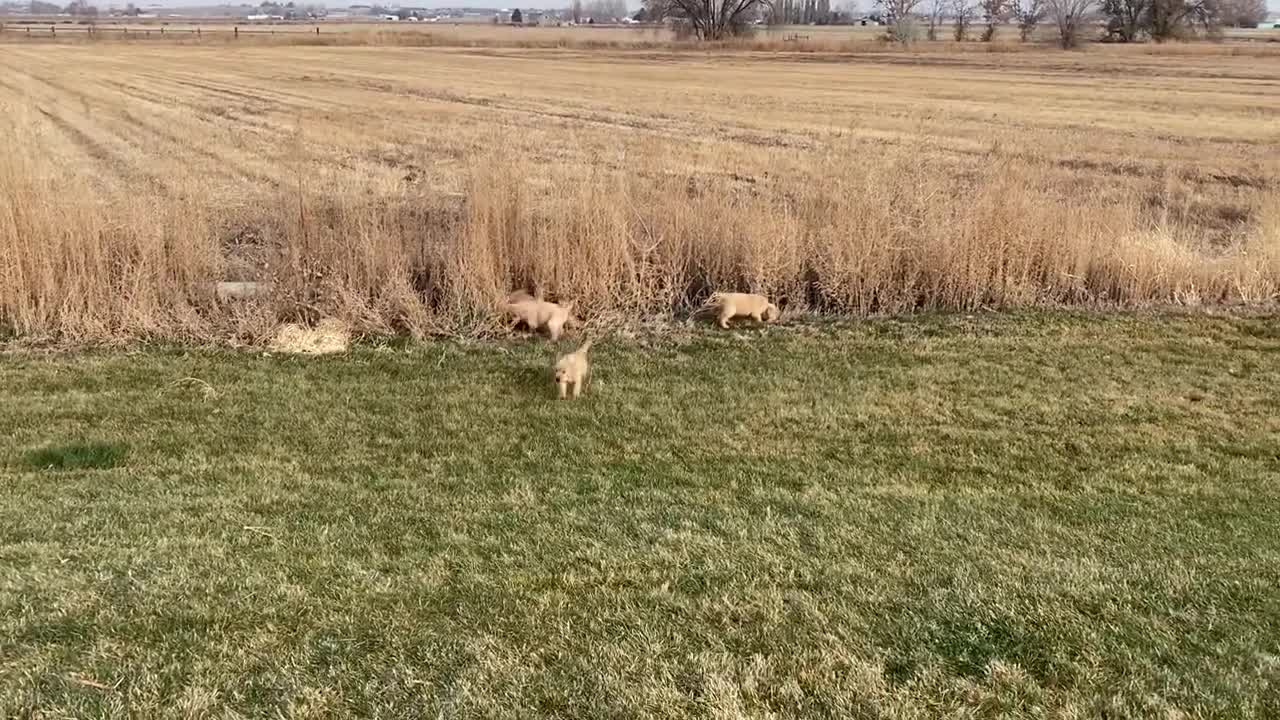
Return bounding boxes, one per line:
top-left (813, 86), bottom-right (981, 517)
top-left (553, 340), bottom-right (592, 399)
top-left (506, 291), bottom-right (577, 341)
top-left (710, 292), bottom-right (780, 329)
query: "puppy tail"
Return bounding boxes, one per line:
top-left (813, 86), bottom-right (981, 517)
top-left (577, 339), bottom-right (593, 354)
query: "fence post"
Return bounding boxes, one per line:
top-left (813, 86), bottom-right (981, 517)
top-left (197, 26), bottom-right (201, 36)
top-left (50, 25), bottom-right (55, 35)
top-left (316, 26), bottom-right (319, 35)
top-left (234, 25), bottom-right (238, 38)
top-left (160, 26), bottom-right (164, 35)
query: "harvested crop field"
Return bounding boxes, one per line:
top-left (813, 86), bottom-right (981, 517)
top-left (1, 42), bottom-right (1278, 340)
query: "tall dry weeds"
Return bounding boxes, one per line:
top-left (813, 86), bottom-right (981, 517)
top-left (1, 124), bottom-right (1276, 344)
top-left (0, 120), bottom-right (221, 342)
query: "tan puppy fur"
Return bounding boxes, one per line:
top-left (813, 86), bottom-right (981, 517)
top-left (553, 340), bottom-right (592, 399)
top-left (506, 291), bottom-right (578, 341)
top-left (710, 292), bottom-right (780, 329)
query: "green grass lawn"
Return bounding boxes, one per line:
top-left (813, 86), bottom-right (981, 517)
top-left (2, 313), bottom-right (1279, 718)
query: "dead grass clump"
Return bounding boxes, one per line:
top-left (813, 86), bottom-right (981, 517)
top-left (268, 317), bottom-right (350, 354)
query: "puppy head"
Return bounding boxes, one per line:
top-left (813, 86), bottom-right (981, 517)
top-left (764, 303), bottom-right (780, 322)
top-left (554, 355), bottom-right (573, 382)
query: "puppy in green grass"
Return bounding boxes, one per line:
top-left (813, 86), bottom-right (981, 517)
top-left (553, 340), bottom-right (592, 399)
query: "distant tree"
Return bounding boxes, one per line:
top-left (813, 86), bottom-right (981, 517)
top-left (1010, 0), bottom-right (1045, 38)
top-left (572, 0), bottom-right (582, 21)
top-left (30, 0), bottom-right (61, 12)
top-left (643, 0), bottom-right (769, 38)
top-left (63, 0), bottom-right (98, 15)
top-left (581, 0), bottom-right (626, 20)
top-left (876, 0), bottom-right (924, 40)
top-left (511, 6), bottom-right (522, 22)
top-left (1101, 0), bottom-right (1145, 39)
top-left (979, 0), bottom-right (1008, 38)
top-left (1102, 0), bottom-right (1223, 39)
top-left (926, 0), bottom-right (945, 37)
top-left (1218, 0), bottom-right (1264, 25)
top-left (952, 0), bottom-right (980, 37)
top-left (1147, 0), bottom-right (1217, 39)
top-left (1045, 0), bottom-right (1094, 46)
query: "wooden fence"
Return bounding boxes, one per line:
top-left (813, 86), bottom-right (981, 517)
top-left (0, 23), bottom-right (324, 38)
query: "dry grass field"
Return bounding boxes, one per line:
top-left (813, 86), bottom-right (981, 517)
top-left (1, 39), bottom-right (1278, 341)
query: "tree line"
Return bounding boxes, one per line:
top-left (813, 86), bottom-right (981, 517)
top-left (883, 0), bottom-right (1265, 46)
top-left (643, 0), bottom-right (1266, 43)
